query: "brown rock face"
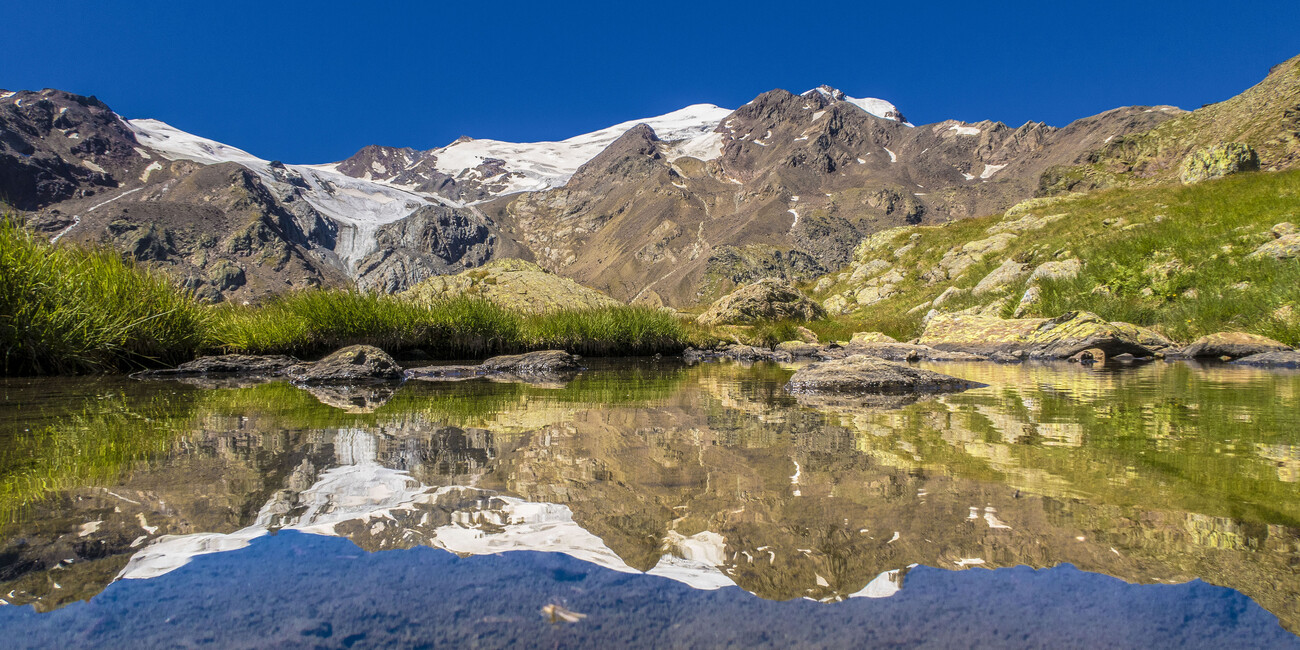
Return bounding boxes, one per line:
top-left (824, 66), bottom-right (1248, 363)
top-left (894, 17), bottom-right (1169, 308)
top-left (696, 278), bottom-right (827, 325)
top-left (1182, 332), bottom-right (1292, 359)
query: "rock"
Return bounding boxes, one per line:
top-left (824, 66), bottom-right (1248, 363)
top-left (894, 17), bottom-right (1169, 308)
top-left (1110, 322), bottom-right (1175, 351)
top-left (972, 259), bottom-right (1030, 295)
top-left (1179, 142), bottom-right (1261, 184)
top-left (775, 341), bottom-right (821, 358)
top-left (832, 342), bottom-right (983, 362)
top-left (918, 311), bottom-right (1154, 359)
top-left (934, 233), bottom-right (1018, 280)
top-left (794, 326), bottom-right (819, 343)
top-left (1068, 348), bottom-right (1106, 364)
top-left (1028, 259), bottom-right (1082, 285)
top-left (1272, 222), bottom-right (1298, 238)
top-left (1250, 234), bottom-right (1300, 260)
top-left (989, 351), bottom-right (1025, 364)
top-left (1013, 286), bottom-right (1041, 318)
top-left (133, 354), bottom-right (301, 379)
top-left (848, 259), bottom-right (891, 284)
top-left (289, 345), bottom-right (404, 383)
top-left (697, 278), bottom-right (827, 325)
top-left (854, 284), bottom-right (900, 306)
top-left (407, 350), bottom-right (583, 382)
top-left (1231, 350), bottom-right (1300, 368)
top-left (823, 293), bottom-right (851, 315)
top-left (849, 332), bottom-right (898, 345)
top-left (932, 286), bottom-right (968, 308)
top-left (481, 350), bottom-right (583, 375)
top-left (207, 260), bottom-right (246, 292)
top-left (1182, 332), bottom-right (1292, 359)
top-left (402, 259), bottom-right (621, 313)
top-left (785, 356), bottom-right (984, 395)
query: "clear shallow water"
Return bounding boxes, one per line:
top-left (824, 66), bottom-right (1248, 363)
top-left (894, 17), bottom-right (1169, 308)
top-left (0, 359), bottom-right (1298, 648)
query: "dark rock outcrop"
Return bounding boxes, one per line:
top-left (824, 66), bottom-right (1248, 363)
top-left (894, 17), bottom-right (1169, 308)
top-left (132, 354), bottom-right (301, 379)
top-left (288, 345), bottom-right (404, 383)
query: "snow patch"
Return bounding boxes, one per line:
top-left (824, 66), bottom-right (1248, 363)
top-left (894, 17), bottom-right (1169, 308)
top-left (849, 569), bottom-right (903, 599)
top-left (979, 163), bottom-right (1007, 179)
top-left (949, 124), bottom-right (980, 136)
top-left (883, 147), bottom-right (897, 163)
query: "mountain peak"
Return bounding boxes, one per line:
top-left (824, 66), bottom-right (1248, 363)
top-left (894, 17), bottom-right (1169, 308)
top-left (802, 85), bottom-right (909, 125)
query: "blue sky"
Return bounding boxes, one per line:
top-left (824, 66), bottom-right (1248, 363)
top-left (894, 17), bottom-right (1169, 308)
top-left (5, 1), bottom-right (1298, 163)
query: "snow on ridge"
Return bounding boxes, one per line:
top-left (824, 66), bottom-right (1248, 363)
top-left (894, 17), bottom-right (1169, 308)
top-left (804, 86), bottom-right (911, 126)
top-left (127, 118), bottom-right (447, 269)
top-left (429, 103), bottom-right (733, 194)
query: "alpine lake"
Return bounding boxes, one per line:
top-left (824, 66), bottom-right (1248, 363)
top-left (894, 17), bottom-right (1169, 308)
top-left (1, 357), bottom-right (1299, 648)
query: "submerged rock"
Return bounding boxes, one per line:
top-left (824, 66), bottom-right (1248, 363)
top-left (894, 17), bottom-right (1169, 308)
top-left (133, 354), bottom-right (301, 379)
top-left (1182, 332), bottom-right (1292, 359)
top-left (785, 356), bottom-right (983, 395)
top-left (406, 350), bottom-right (583, 383)
top-left (289, 345), bottom-right (404, 383)
top-left (696, 278), bottom-right (826, 325)
top-left (918, 311), bottom-right (1154, 359)
top-left (1231, 350), bottom-right (1300, 368)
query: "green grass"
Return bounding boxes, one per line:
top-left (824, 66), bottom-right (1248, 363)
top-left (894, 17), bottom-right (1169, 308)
top-left (0, 215), bottom-right (210, 375)
top-left (211, 291), bottom-right (702, 359)
top-left (811, 169), bottom-right (1300, 345)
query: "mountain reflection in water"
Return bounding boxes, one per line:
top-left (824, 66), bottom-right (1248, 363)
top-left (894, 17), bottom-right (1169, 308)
top-left (0, 359), bottom-right (1298, 647)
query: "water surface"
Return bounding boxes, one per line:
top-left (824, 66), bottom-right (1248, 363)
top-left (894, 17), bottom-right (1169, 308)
top-left (1, 359), bottom-right (1298, 648)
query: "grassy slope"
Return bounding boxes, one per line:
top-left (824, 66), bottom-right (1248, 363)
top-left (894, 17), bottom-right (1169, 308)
top-left (1042, 54), bottom-right (1300, 193)
top-left (807, 169), bottom-right (1300, 345)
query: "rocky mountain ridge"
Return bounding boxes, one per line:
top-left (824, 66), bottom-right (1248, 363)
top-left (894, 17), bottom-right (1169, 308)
top-left (4, 56), bottom-right (1296, 306)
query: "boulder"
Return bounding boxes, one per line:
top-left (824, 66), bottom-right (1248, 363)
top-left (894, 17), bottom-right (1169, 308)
top-left (1028, 259), bottom-right (1082, 285)
top-left (1231, 350), bottom-right (1300, 369)
top-left (407, 350), bottom-right (583, 382)
top-left (972, 259), bottom-right (1030, 295)
top-left (1179, 143), bottom-right (1260, 184)
top-left (1250, 234), bottom-right (1300, 260)
top-left (697, 278), bottom-right (826, 325)
top-left (480, 350), bottom-right (583, 376)
top-left (785, 356), bottom-right (984, 395)
top-left (1111, 322), bottom-right (1174, 352)
top-left (918, 311), bottom-right (1154, 359)
top-left (133, 354), bottom-right (300, 379)
top-left (1013, 286), bottom-right (1041, 318)
top-left (1182, 332), bottom-right (1291, 359)
top-left (1272, 223), bottom-right (1297, 238)
top-left (289, 345), bottom-right (404, 383)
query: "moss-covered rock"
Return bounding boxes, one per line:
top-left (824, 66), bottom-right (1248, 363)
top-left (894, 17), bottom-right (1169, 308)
top-left (697, 278), bottom-right (826, 325)
top-left (918, 311), bottom-right (1156, 359)
top-left (1182, 332), bottom-right (1291, 359)
top-left (1179, 143), bottom-right (1261, 184)
top-left (402, 258), bottom-right (621, 313)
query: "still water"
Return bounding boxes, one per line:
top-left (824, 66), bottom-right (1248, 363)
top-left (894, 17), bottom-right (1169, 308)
top-left (0, 359), bottom-right (1298, 648)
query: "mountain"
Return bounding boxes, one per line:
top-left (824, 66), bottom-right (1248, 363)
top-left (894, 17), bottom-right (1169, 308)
top-left (4, 56), bottom-right (1295, 307)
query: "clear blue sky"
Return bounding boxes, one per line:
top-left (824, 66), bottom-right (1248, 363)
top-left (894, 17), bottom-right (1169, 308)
top-left (5, 1), bottom-right (1298, 163)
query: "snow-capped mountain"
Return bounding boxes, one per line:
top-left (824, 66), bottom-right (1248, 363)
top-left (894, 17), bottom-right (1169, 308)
top-left (3, 82), bottom-right (1183, 306)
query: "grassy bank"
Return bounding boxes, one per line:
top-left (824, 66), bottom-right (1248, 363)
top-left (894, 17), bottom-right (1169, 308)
top-left (1, 215), bottom-right (711, 374)
top-left (211, 291), bottom-right (707, 358)
top-left (810, 169), bottom-right (1300, 344)
top-left (1, 216), bottom-right (208, 375)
